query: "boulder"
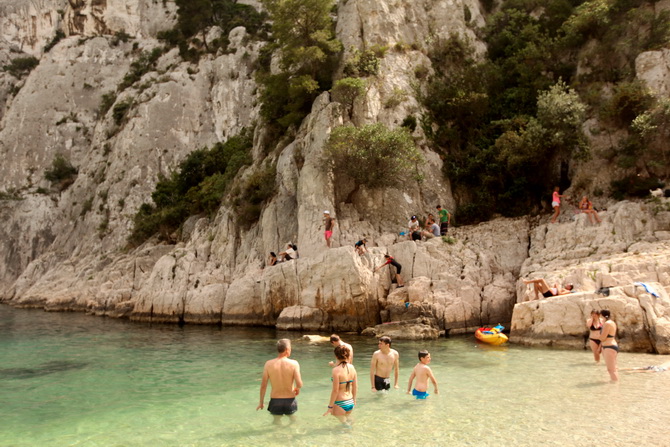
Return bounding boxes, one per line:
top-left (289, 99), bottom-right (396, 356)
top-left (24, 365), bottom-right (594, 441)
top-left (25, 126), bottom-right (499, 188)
top-left (512, 283), bottom-right (670, 353)
top-left (277, 306), bottom-right (328, 331)
top-left (364, 317), bottom-right (442, 340)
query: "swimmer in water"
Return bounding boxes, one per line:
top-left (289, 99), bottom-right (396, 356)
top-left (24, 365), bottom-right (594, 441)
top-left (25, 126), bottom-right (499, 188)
top-left (406, 350), bottom-right (438, 399)
top-left (324, 345), bottom-right (357, 426)
top-left (587, 309), bottom-right (603, 363)
top-left (370, 336), bottom-right (400, 393)
top-left (257, 339), bottom-right (303, 425)
top-left (328, 334), bottom-right (353, 366)
top-left (621, 360), bottom-right (670, 373)
top-left (599, 309), bottom-right (619, 382)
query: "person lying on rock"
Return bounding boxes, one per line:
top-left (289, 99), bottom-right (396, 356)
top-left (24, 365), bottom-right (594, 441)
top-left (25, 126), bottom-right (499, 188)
top-left (523, 278), bottom-right (574, 300)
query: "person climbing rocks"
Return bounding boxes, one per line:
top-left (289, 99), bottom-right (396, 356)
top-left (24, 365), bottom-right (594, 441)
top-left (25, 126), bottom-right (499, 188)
top-left (374, 254), bottom-right (404, 288)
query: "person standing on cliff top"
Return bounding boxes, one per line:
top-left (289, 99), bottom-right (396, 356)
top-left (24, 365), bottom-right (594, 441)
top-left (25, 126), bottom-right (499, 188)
top-left (436, 205), bottom-right (450, 235)
top-left (370, 336), bottom-right (400, 393)
top-left (551, 186), bottom-right (563, 223)
top-left (257, 339), bottom-right (303, 425)
top-left (323, 210), bottom-right (336, 248)
top-left (328, 334), bottom-right (353, 366)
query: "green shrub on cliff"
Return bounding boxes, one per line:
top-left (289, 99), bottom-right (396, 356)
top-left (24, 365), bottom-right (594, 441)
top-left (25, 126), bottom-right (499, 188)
top-left (3, 56), bottom-right (39, 79)
top-left (44, 154), bottom-right (78, 191)
top-left (158, 0), bottom-right (268, 61)
top-left (128, 131), bottom-right (253, 246)
top-left (257, 0), bottom-right (341, 136)
top-left (331, 77), bottom-right (366, 116)
top-left (232, 163), bottom-right (277, 227)
top-left (324, 123), bottom-right (423, 190)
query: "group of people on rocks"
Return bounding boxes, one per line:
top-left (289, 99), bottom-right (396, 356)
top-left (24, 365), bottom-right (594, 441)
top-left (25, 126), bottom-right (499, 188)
top-left (257, 335), bottom-right (438, 427)
top-left (266, 206), bottom-right (451, 281)
top-left (551, 186), bottom-right (602, 224)
top-left (406, 205), bottom-right (451, 241)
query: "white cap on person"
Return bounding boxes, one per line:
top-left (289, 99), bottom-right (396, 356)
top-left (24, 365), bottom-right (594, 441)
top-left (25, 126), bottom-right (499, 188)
top-left (324, 210), bottom-right (330, 214)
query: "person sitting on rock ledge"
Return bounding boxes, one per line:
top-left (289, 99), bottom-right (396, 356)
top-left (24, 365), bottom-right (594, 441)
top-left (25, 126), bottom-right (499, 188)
top-left (421, 218), bottom-right (441, 240)
top-left (578, 196), bottom-right (602, 224)
top-left (278, 243), bottom-right (296, 262)
top-left (523, 278), bottom-right (574, 300)
top-left (267, 252), bottom-right (277, 266)
top-left (408, 216), bottom-right (420, 241)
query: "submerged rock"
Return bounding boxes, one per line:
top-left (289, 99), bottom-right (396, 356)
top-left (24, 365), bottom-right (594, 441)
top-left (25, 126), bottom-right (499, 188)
top-left (364, 317), bottom-right (442, 340)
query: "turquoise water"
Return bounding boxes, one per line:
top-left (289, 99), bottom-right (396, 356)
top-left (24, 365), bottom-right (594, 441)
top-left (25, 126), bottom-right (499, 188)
top-left (1, 305), bottom-right (669, 447)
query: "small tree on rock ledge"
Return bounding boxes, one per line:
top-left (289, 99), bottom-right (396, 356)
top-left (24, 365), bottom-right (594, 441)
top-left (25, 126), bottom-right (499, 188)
top-left (324, 123), bottom-right (423, 191)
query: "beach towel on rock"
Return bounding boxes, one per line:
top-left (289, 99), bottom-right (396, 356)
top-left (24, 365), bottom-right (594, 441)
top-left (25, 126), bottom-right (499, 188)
top-left (634, 282), bottom-right (660, 298)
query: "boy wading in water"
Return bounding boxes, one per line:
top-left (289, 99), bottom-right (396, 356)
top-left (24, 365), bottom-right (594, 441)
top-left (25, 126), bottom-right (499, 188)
top-left (370, 336), bottom-right (400, 393)
top-left (407, 350), bottom-right (438, 399)
top-left (257, 339), bottom-right (303, 425)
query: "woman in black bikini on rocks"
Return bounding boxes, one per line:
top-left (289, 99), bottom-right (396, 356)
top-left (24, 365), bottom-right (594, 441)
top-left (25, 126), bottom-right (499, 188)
top-left (587, 310), bottom-right (603, 363)
top-left (522, 278), bottom-right (573, 300)
top-left (599, 309), bottom-right (618, 382)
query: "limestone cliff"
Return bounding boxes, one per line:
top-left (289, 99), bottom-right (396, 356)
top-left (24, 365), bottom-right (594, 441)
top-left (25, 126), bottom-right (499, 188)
top-left (0, 0), bottom-right (669, 353)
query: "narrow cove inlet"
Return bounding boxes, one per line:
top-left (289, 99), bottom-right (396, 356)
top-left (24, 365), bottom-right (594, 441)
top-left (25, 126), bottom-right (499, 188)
top-left (1, 306), bottom-right (669, 446)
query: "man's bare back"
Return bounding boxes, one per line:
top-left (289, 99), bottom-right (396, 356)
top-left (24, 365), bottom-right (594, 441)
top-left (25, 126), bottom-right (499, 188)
top-left (257, 339), bottom-right (303, 423)
top-left (265, 357), bottom-right (301, 398)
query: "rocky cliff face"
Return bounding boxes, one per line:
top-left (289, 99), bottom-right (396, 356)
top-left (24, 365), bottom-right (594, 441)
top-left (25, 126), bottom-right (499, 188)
top-left (1, 0), bottom-right (669, 352)
top-left (511, 202), bottom-right (670, 354)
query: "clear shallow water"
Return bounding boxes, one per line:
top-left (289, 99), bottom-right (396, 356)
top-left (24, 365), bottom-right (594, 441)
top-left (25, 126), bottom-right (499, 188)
top-left (1, 306), bottom-right (669, 447)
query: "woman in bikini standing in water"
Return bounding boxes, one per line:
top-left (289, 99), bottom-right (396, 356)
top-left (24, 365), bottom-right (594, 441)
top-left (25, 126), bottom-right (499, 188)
top-left (587, 310), bottom-right (603, 363)
top-left (324, 345), bottom-right (357, 426)
top-left (599, 309), bottom-right (618, 382)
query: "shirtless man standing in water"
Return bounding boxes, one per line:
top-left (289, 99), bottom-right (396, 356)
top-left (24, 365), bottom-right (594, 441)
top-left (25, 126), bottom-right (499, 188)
top-left (328, 334), bottom-right (354, 366)
top-left (370, 336), bottom-right (400, 392)
top-left (257, 339), bottom-right (303, 425)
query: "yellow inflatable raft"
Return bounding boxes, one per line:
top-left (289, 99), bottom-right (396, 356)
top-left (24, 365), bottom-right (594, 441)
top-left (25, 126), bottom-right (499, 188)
top-left (475, 324), bottom-right (509, 345)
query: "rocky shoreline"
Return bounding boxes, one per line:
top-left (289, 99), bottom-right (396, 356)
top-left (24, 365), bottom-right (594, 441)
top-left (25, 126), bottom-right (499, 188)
top-left (4, 200), bottom-right (670, 353)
